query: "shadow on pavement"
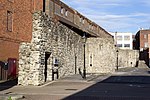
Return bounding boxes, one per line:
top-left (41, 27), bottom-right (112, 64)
top-left (0, 78), bottom-right (18, 91)
top-left (63, 75), bottom-right (150, 100)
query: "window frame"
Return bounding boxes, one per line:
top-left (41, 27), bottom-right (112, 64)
top-left (7, 11), bottom-right (13, 32)
top-left (124, 44), bottom-right (130, 47)
top-left (117, 44), bottom-right (122, 47)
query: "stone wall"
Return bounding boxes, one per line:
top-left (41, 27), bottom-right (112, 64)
top-left (86, 38), bottom-right (116, 73)
top-left (18, 12), bottom-right (84, 85)
top-left (117, 49), bottom-right (139, 68)
top-left (85, 38), bottom-right (139, 73)
top-left (18, 11), bottom-right (139, 86)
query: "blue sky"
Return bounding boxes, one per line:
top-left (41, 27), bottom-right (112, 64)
top-left (61, 0), bottom-right (150, 34)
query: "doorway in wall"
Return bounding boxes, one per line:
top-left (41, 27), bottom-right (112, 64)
top-left (45, 52), bottom-right (51, 82)
top-left (43, 0), bottom-right (46, 12)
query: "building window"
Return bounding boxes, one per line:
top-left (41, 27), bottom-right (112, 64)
top-left (65, 10), bottom-right (68, 17)
top-left (7, 11), bottom-right (13, 32)
top-left (144, 42), bottom-right (148, 48)
top-left (124, 44), bottom-right (130, 47)
top-left (116, 35), bottom-right (122, 41)
top-left (117, 44), bottom-right (122, 47)
top-left (60, 7), bottom-right (64, 14)
top-left (144, 34), bottom-right (147, 39)
top-left (124, 35), bottom-right (130, 41)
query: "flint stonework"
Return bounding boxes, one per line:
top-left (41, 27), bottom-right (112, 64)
top-left (18, 12), bottom-right (139, 86)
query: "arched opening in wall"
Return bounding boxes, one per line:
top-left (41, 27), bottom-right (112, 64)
top-left (45, 52), bottom-right (51, 82)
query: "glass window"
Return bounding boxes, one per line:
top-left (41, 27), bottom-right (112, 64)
top-left (124, 44), bottom-right (130, 47)
top-left (117, 44), bottom-right (122, 47)
top-left (117, 35), bottom-right (122, 41)
top-left (124, 35), bottom-right (130, 41)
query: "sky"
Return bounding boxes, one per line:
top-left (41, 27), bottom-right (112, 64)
top-left (61, 0), bottom-right (150, 34)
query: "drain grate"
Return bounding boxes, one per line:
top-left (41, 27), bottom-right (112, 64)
top-left (5, 92), bottom-right (12, 94)
top-left (65, 89), bottom-right (78, 91)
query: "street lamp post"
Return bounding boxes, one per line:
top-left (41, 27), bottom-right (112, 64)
top-left (116, 49), bottom-right (119, 70)
top-left (82, 32), bottom-right (87, 79)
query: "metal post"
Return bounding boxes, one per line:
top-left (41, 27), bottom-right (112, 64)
top-left (83, 43), bottom-right (86, 79)
top-left (116, 50), bottom-right (119, 70)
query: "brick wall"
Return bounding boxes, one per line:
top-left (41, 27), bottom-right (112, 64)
top-left (0, 40), bottom-right (19, 61)
top-left (0, 0), bottom-right (34, 61)
top-left (0, 0), bottom-right (45, 61)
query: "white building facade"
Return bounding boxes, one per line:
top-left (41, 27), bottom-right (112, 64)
top-left (110, 32), bottom-right (133, 49)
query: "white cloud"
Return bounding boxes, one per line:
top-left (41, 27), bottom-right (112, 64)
top-left (140, 0), bottom-right (150, 6)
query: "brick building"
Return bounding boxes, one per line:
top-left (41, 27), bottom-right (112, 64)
top-left (134, 29), bottom-right (150, 66)
top-left (0, 0), bottom-right (31, 61)
top-left (0, 0), bottom-right (112, 62)
top-left (0, 0), bottom-right (44, 79)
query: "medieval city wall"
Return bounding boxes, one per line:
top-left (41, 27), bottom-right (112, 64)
top-left (86, 38), bottom-right (116, 73)
top-left (118, 49), bottom-right (139, 68)
top-left (18, 12), bottom-right (139, 86)
top-left (18, 12), bottom-right (84, 85)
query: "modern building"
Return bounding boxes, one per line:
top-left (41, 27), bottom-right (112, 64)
top-left (110, 32), bottom-right (133, 49)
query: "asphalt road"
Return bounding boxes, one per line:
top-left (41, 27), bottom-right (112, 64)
top-left (63, 67), bottom-right (150, 100)
top-left (0, 67), bottom-right (150, 100)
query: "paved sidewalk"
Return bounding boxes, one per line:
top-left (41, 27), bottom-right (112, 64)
top-left (0, 73), bottom-right (110, 100)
